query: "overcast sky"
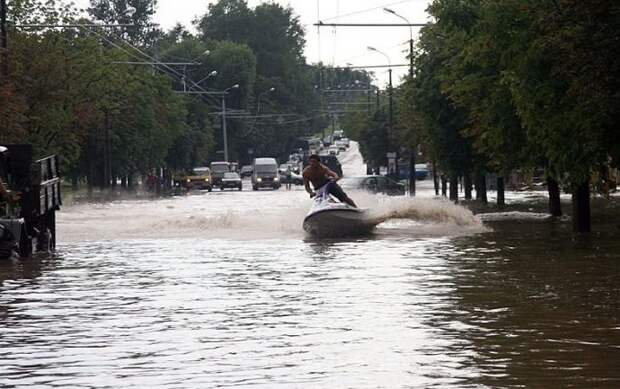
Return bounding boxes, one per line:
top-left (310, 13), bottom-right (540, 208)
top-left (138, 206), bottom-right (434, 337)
top-left (71, 0), bottom-right (433, 87)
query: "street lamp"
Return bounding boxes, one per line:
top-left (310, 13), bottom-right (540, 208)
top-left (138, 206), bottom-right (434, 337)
top-left (195, 70), bottom-right (217, 86)
top-left (384, 8), bottom-right (413, 78)
top-left (182, 50), bottom-right (212, 92)
top-left (384, 7), bottom-right (416, 195)
top-left (251, 86), bottom-right (275, 133)
top-left (248, 86), bottom-right (275, 144)
top-left (221, 84), bottom-right (239, 162)
top-left (367, 46), bottom-right (395, 177)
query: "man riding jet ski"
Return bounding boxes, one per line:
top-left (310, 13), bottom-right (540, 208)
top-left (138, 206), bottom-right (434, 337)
top-left (302, 154), bottom-right (377, 238)
top-left (302, 154), bottom-right (357, 207)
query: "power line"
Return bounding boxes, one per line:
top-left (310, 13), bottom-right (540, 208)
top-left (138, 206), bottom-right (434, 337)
top-left (321, 0), bottom-right (415, 22)
top-left (315, 22), bottom-right (430, 27)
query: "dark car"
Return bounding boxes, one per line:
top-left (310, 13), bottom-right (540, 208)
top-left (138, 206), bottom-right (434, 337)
top-left (239, 165), bottom-right (253, 178)
top-left (220, 172), bottom-right (242, 191)
top-left (339, 175), bottom-right (405, 196)
top-left (210, 161), bottom-right (230, 187)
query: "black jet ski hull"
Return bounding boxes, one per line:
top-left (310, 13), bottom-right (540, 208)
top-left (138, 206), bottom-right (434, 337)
top-left (303, 207), bottom-right (376, 238)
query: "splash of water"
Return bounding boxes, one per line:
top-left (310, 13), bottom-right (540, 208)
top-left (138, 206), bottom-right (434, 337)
top-left (351, 192), bottom-right (487, 237)
top-left (58, 191), bottom-right (486, 242)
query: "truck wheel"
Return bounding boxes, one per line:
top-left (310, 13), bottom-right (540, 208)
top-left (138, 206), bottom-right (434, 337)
top-left (36, 229), bottom-right (52, 252)
top-left (18, 225), bottom-right (32, 258)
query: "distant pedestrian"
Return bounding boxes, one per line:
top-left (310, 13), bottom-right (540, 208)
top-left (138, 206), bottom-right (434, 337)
top-left (146, 172), bottom-right (156, 192)
top-left (285, 166), bottom-right (292, 190)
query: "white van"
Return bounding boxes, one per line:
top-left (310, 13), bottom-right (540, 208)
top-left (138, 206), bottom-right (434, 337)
top-left (252, 157), bottom-right (280, 190)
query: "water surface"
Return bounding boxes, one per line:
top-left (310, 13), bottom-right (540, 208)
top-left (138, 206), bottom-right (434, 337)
top-left (1, 144), bottom-right (618, 388)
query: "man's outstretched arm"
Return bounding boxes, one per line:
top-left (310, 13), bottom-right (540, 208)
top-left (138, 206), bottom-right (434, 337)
top-left (304, 179), bottom-right (315, 197)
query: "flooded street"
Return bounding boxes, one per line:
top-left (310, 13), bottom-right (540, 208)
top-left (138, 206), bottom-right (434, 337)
top-left (1, 144), bottom-right (619, 388)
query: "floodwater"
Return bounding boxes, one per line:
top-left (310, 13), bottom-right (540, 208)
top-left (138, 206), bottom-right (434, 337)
top-left (1, 143), bottom-right (619, 388)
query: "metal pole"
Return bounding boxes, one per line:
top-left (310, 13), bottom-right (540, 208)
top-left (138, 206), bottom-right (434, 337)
top-left (1, 0), bottom-right (8, 78)
top-left (409, 38), bottom-right (414, 79)
top-left (388, 69), bottom-right (393, 131)
top-left (409, 36), bottom-right (416, 196)
top-left (367, 81), bottom-right (371, 113)
top-left (388, 68), bottom-right (394, 177)
top-left (222, 94), bottom-right (228, 162)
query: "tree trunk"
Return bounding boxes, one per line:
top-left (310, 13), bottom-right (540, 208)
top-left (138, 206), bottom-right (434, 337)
top-left (464, 173), bottom-right (472, 200)
top-left (432, 161), bottom-right (439, 195)
top-left (409, 149), bottom-right (416, 196)
top-left (449, 175), bottom-right (458, 203)
top-left (547, 176), bottom-right (562, 217)
top-left (497, 176), bottom-right (505, 206)
top-left (441, 175), bottom-right (447, 197)
top-left (572, 180), bottom-right (591, 233)
top-left (475, 174), bottom-right (488, 204)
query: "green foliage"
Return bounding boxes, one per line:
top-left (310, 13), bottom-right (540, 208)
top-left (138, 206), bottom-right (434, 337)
top-left (197, 0), bottom-right (322, 162)
top-left (1, 0), bottom-right (217, 187)
top-left (88, 0), bottom-right (160, 46)
top-left (409, 19), bottom-right (475, 177)
top-left (399, 0), bottom-right (619, 192)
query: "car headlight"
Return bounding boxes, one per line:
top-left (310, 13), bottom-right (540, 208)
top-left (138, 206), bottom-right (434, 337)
top-left (274, 177), bottom-right (279, 181)
top-left (186, 179), bottom-right (190, 182)
top-left (205, 178), bottom-right (209, 182)
top-left (257, 177), bottom-right (262, 182)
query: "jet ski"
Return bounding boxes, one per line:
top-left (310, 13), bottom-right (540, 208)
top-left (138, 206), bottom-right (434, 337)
top-left (303, 180), bottom-right (377, 238)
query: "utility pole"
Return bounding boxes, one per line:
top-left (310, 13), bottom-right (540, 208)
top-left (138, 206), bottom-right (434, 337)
top-left (221, 95), bottom-right (228, 162)
top-left (388, 68), bottom-right (393, 157)
top-left (388, 68), bottom-right (396, 178)
top-left (367, 80), bottom-right (371, 113)
top-left (408, 34), bottom-right (416, 196)
top-left (220, 84), bottom-right (239, 162)
top-left (384, 7), bottom-right (417, 195)
top-left (1, 0), bottom-right (8, 78)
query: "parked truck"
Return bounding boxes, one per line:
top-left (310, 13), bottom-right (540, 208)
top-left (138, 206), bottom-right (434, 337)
top-left (0, 145), bottom-right (61, 259)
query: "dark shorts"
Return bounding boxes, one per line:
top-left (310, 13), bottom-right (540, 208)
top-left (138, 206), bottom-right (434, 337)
top-left (319, 181), bottom-right (350, 203)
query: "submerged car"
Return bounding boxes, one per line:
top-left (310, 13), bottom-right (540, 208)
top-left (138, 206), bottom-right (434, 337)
top-left (220, 172), bottom-right (242, 191)
top-left (339, 175), bottom-right (405, 196)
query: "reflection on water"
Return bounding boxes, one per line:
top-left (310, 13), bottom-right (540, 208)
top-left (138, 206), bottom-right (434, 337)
top-left (1, 175), bottom-right (619, 387)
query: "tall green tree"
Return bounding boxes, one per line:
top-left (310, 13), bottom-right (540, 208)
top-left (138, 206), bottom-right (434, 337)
top-left (88, 0), bottom-right (159, 46)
